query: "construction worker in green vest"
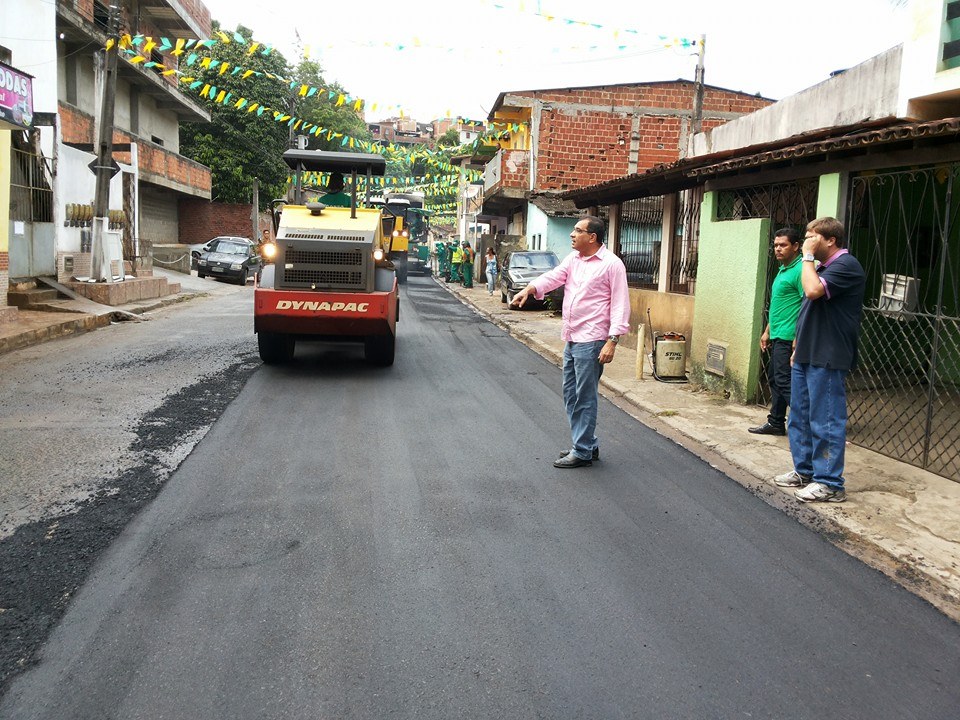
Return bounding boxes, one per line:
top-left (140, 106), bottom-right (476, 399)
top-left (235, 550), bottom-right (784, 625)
top-left (461, 240), bottom-right (475, 288)
top-left (450, 242), bottom-right (463, 284)
top-left (436, 241), bottom-right (449, 280)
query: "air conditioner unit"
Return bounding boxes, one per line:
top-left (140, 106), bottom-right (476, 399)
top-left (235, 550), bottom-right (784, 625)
top-left (877, 273), bottom-right (919, 319)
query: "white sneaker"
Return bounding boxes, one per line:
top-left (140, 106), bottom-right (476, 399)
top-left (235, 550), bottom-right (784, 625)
top-left (795, 481), bottom-right (846, 503)
top-left (774, 470), bottom-right (811, 487)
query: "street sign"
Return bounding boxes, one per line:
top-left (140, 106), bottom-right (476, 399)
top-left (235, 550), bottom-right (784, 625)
top-left (88, 157), bottom-right (121, 177)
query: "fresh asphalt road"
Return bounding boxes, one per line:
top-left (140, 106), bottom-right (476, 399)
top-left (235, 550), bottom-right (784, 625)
top-left (2, 275), bottom-right (958, 719)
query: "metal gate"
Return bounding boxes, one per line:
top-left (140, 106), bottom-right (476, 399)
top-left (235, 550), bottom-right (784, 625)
top-left (8, 142), bottom-right (55, 277)
top-left (846, 165), bottom-right (960, 482)
top-left (715, 178), bottom-right (821, 404)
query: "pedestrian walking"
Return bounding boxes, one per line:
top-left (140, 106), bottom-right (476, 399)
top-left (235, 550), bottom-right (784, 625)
top-left (484, 247), bottom-right (497, 295)
top-left (749, 228), bottom-right (804, 436)
top-left (461, 241), bottom-right (475, 288)
top-left (510, 216), bottom-right (630, 468)
top-left (774, 217), bottom-right (865, 503)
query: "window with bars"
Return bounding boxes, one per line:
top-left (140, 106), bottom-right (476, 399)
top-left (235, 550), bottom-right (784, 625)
top-left (670, 187), bottom-right (703, 294)
top-left (618, 196), bottom-right (662, 290)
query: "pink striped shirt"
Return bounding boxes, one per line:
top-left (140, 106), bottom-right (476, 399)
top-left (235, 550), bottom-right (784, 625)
top-left (530, 244), bottom-right (631, 343)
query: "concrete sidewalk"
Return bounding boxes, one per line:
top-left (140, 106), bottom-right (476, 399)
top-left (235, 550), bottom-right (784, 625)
top-left (0, 268), bottom-right (242, 357)
top-left (439, 277), bottom-right (960, 622)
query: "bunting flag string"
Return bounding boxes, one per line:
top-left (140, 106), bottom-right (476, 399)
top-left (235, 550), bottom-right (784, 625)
top-left (115, 23), bottom-right (696, 121)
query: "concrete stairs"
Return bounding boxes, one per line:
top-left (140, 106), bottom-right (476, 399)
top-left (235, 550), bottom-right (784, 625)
top-left (7, 283), bottom-right (84, 314)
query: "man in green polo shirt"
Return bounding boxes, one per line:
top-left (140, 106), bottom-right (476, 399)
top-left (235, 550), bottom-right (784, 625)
top-left (749, 228), bottom-right (804, 436)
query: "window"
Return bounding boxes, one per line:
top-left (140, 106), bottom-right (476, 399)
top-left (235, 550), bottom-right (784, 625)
top-left (93, 0), bottom-right (110, 30)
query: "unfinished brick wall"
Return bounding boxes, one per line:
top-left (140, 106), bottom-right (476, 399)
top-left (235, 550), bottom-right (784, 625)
top-left (179, 199), bottom-right (257, 244)
top-left (528, 81), bottom-right (773, 192)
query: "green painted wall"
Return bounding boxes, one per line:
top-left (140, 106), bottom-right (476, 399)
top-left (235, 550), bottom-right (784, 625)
top-left (690, 191), bottom-right (771, 401)
top-left (817, 172), bottom-right (843, 218)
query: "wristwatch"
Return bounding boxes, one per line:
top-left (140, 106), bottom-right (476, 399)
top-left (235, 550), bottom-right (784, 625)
top-left (607, 335), bottom-right (620, 344)
top-left (802, 253), bottom-right (816, 262)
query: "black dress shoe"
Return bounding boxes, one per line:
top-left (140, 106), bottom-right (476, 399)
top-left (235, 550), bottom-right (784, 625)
top-left (553, 453), bottom-right (592, 468)
top-left (558, 447), bottom-right (600, 461)
top-left (748, 422), bottom-right (786, 436)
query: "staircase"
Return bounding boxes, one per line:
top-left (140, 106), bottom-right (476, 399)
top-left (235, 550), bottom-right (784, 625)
top-left (7, 279), bottom-right (83, 313)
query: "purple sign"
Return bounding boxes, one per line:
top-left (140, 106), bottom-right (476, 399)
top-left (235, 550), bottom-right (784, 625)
top-left (0, 60), bottom-right (34, 131)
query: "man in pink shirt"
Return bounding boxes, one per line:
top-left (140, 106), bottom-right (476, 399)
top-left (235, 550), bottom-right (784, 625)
top-left (511, 216), bottom-right (631, 468)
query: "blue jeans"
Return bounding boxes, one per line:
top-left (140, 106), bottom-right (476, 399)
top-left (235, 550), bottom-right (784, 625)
top-left (486, 270), bottom-right (495, 293)
top-left (562, 340), bottom-right (606, 460)
top-left (788, 363), bottom-right (848, 489)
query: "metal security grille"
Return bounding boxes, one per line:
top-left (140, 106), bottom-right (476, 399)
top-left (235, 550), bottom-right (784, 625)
top-left (670, 187), bottom-right (703, 294)
top-left (719, 179), bottom-right (820, 405)
top-left (9, 146), bottom-right (53, 223)
top-left (846, 165), bottom-right (960, 482)
top-left (618, 196), bottom-right (662, 289)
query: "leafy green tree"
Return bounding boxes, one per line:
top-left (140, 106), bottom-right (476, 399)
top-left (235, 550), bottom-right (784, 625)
top-left (292, 58), bottom-right (373, 152)
top-left (179, 22), bottom-right (291, 207)
top-left (436, 128), bottom-right (460, 147)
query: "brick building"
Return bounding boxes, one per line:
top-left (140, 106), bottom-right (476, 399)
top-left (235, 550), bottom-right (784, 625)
top-left (479, 79), bottom-right (772, 257)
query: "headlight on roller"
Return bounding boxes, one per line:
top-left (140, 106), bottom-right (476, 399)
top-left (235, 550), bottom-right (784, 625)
top-left (392, 230), bottom-right (399, 238)
top-left (373, 248), bottom-right (385, 261)
top-left (261, 242), bottom-right (277, 260)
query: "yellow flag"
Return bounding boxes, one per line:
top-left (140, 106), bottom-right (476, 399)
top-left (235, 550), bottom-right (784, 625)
top-left (218, 63), bottom-right (229, 76)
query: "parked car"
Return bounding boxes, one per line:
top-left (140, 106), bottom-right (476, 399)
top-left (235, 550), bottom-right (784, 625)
top-left (499, 250), bottom-right (563, 308)
top-left (196, 237), bottom-right (261, 284)
top-left (188, 235), bottom-right (249, 270)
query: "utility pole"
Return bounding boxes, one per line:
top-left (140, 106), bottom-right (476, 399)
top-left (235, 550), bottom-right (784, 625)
top-left (691, 34), bottom-right (706, 138)
top-left (90, 4), bottom-right (121, 282)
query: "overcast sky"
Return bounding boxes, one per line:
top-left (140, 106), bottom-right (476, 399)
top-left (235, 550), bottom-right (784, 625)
top-left (197, 0), bottom-right (908, 123)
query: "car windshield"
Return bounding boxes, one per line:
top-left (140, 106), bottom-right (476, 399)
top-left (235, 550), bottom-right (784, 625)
top-left (212, 241), bottom-right (247, 255)
top-left (510, 252), bottom-right (559, 270)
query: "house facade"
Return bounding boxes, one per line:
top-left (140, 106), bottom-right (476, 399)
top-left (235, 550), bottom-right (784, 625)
top-left (478, 80), bottom-right (772, 256)
top-left (1, 0), bottom-right (212, 306)
top-left (564, 0), bottom-right (960, 483)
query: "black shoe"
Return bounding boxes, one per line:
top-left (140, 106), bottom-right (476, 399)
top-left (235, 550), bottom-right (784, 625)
top-left (558, 447), bottom-right (600, 461)
top-left (553, 453), bottom-right (592, 469)
top-left (748, 422), bottom-right (786, 436)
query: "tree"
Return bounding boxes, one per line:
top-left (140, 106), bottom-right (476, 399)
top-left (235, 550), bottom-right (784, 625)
top-left (179, 22), bottom-right (291, 207)
top-left (291, 57), bottom-right (373, 152)
top-left (436, 128), bottom-right (460, 148)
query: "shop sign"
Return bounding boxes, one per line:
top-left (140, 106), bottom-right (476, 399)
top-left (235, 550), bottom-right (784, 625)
top-left (0, 60), bottom-right (34, 131)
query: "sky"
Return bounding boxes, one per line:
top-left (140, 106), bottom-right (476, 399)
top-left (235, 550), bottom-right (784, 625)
top-left (197, 0), bottom-right (909, 123)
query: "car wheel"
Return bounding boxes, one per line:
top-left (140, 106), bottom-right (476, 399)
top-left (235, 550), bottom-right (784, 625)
top-left (238, 268), bottom-right (249, 285)
top-left (506, 289), bottom-right (517, 308)
top-left (500, 288), bottom-right (507, 303)
top-left (198, 272), bottom-right (206, 279)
